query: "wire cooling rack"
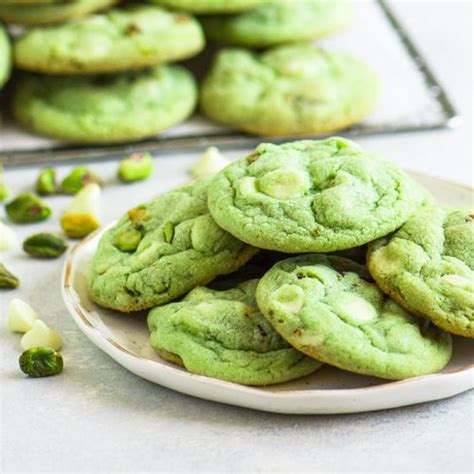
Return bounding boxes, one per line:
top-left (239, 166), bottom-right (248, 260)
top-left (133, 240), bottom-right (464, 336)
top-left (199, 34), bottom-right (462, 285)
top-left (0, 0), bottom-right (459, 167)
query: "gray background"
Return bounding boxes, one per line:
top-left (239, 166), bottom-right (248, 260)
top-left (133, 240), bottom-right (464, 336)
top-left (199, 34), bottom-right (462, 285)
top-left (1, 1), bottom-right (473, 472)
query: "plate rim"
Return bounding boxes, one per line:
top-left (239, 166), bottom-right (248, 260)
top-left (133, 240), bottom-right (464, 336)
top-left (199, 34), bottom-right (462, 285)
top-left (61, 172), bottom-right (474, 414)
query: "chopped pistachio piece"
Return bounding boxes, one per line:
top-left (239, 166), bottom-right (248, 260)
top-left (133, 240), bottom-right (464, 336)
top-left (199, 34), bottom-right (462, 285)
top-left (128, 207), bottom-right (150, 226)
top-left (60, 183), bottom-right (101, 238)
top-left (0, 262), bottom-right (19, 289)
top-left (61, 167), bottom-right (102, 194)
top-left (36, 168), bottom-right (56, 196)
top-left (190, 146), bottom-right (229, 178)
top-left (114, 228), bottom-right (142, 252)
top-left (5, 193), bottom-right (51, 223)
top-left (23, 233), bottom-right (68, 258)
top-left (0, 164), bottom-right (9, 201)
top-left (21, 320), bottom-right (62, 351)
top-left (164, 221), bottom-right (174, 243)
top-left (19, 347), bottom-right (63, 378)
top-left (118, 153), bottom-right (153, 182)
top-left (7, 298), bottom-right (38, 332)
top-left (0, 221), bottom-right (16, 251)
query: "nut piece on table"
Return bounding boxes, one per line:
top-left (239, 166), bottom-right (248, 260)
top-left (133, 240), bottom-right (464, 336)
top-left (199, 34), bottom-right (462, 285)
top-left (23, 233), bottom-right (68, 258)
top-left (36, 168), bottom-right (57, 196)
top-left (61, 167), bottom-right (102, 195)
top-left (118, 153), bottom-right (154, 183)
top-left (190, 146), bottom-right (229, 178)
top-left (5, 193), bottom-right (52, 223)
top-left (0, 164), bottom-right (9, 201)
top-left (0, 221), bottom-right (16, 251)
top-left (60, 183), bottom-right (101, 238)
top-left (7, 298), bottom-right (38, 332)
top-left (21, 320), bottom-right (62, 351)
top-left (0, 262), bottom-right (19, 289)
top-left (19, 347), bottom-right (63, 378)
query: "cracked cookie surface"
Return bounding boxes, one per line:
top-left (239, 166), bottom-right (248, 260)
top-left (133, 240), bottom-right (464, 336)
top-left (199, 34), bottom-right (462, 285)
top-left (208, 137), bottom-right (424, 253)
top-left (368, 206), bottom-right (474, 338)
top-left (87, 179), bottom-right (256, 312)
top-left (256, 255), bottom-right (452, 379)
top-left (12, 64), bottom-right (197, 142)
top-left (14, 5), bottom-right (204, 73)
top-left (147, 279), bottom-right (322, 385)
top-left (199, 43), bottom-right (379, 135)
top-left (203, 0), bottom-right (350, 48)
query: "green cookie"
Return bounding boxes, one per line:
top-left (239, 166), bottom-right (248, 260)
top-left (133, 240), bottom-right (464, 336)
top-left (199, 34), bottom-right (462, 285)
top-left (203, 0), bottom-right (350, 48)
top-left (0, 0), bottom-right (117, 26)
top-left (200, 43), bottom-right (379, 136)
top-left (147, 279), bottom-right (322, 385)
top-left (148, 0), bottom-right (268, 14)
top-left (256, 255), bottom-right (453, 380)
top-left (207, 137), bottom-right (424, 253)
top-left (87, 178), bottom-right (256, 312)
top-left (14, 5), bottom-right (205, 73)
top-left (0, 24), bottom-right (11, 89)
top-left (368, 206), bottom-right (474, 338)
top-left (12, 65), bottom-right (197, 143)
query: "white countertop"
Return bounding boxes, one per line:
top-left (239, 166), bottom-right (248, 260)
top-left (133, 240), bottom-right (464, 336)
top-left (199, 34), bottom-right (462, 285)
top-left (1, 2), bottom-right (472, 472)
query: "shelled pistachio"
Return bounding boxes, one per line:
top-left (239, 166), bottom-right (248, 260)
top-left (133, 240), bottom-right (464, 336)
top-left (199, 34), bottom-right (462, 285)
top-left (0, 164), bottom-right (9, 201)
top-left (0, 262), bottom-right (19, 289)
top-left (19, 347), bottom-right (63, 377)
top-left (61, 167), bottom-right (102, 194)
top-left (23, 233), bottom-right (68, 258)
top-left (118, 153), bottom-right (154, 182)
top-left (5, 193), bottom-right (51, 223)
top-left (36, 168), bottom-right (57, 196)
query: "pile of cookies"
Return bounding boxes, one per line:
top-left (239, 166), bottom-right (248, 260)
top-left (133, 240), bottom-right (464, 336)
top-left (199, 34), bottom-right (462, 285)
top-left (87, 138), bottom-right (473, 386)
top-left (0, 0), bottom-right (379, 142)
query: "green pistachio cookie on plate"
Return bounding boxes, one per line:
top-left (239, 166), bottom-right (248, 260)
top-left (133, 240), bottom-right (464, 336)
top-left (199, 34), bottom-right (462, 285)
top-left (12, 65), bottom-right (197, 143)
top-left (148, 279), bottom-right (322, 385)
top-left (0, 24), bottom-right (11, 89)
top-left (207, 137), bottom-right (425, 253)
top-left (0, 0), bottom-right (117, 26)
top-left (14, 5), bottom-right (205, 73)
top-left (202, 0), bottom-right (350, 48)
top-left (368, 206), bottom-right (474, 338)
top-left (256, 255), bottom-right (453, 380)
top-left (200, 43), bottom-right (379, 136)
top-left (148, 0), bottom-right (268, 14)
top-left (87, 178), bottom-right (256, 312)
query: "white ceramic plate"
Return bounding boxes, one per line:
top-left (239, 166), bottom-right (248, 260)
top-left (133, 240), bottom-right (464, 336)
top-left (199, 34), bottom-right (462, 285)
top-left (62, 172), bottom-right (474, 414)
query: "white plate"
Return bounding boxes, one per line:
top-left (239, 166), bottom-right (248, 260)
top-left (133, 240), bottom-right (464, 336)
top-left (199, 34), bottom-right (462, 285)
top-left (61, 172), bottom-right (474, 414)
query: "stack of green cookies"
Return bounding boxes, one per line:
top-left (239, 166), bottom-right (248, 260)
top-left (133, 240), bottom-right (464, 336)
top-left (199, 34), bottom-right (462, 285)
top-left (1, 0), bottom-right (380, 142)
top-left (87, 137), bottom-right (473, 386)
top-left (2, 1), bottom-right (208, 142)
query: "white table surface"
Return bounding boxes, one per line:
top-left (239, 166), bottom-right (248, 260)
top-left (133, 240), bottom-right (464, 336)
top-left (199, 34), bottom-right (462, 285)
top-left (1, 1), bottom-right (473, 473)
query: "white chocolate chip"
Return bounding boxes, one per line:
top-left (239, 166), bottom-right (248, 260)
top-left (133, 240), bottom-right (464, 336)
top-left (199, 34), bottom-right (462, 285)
top-left (0, 221), bottom-right (16, 251)
top-left (7, 298), bottom-right (39, 333)
top-left (257, 168), bottom-right (310, 199)
top-left (332, 292), bottom-right (378, 325)
top-left (190, 147), bottom-right (229, 178)
top-left (21, 320), bottom-right (62, 351)
top-left (238, 177), bottom-right (259, 197)
top-left (271, 284), bottom-right (305, 314)
top-left (441, 274), bottom-right (471, 287)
